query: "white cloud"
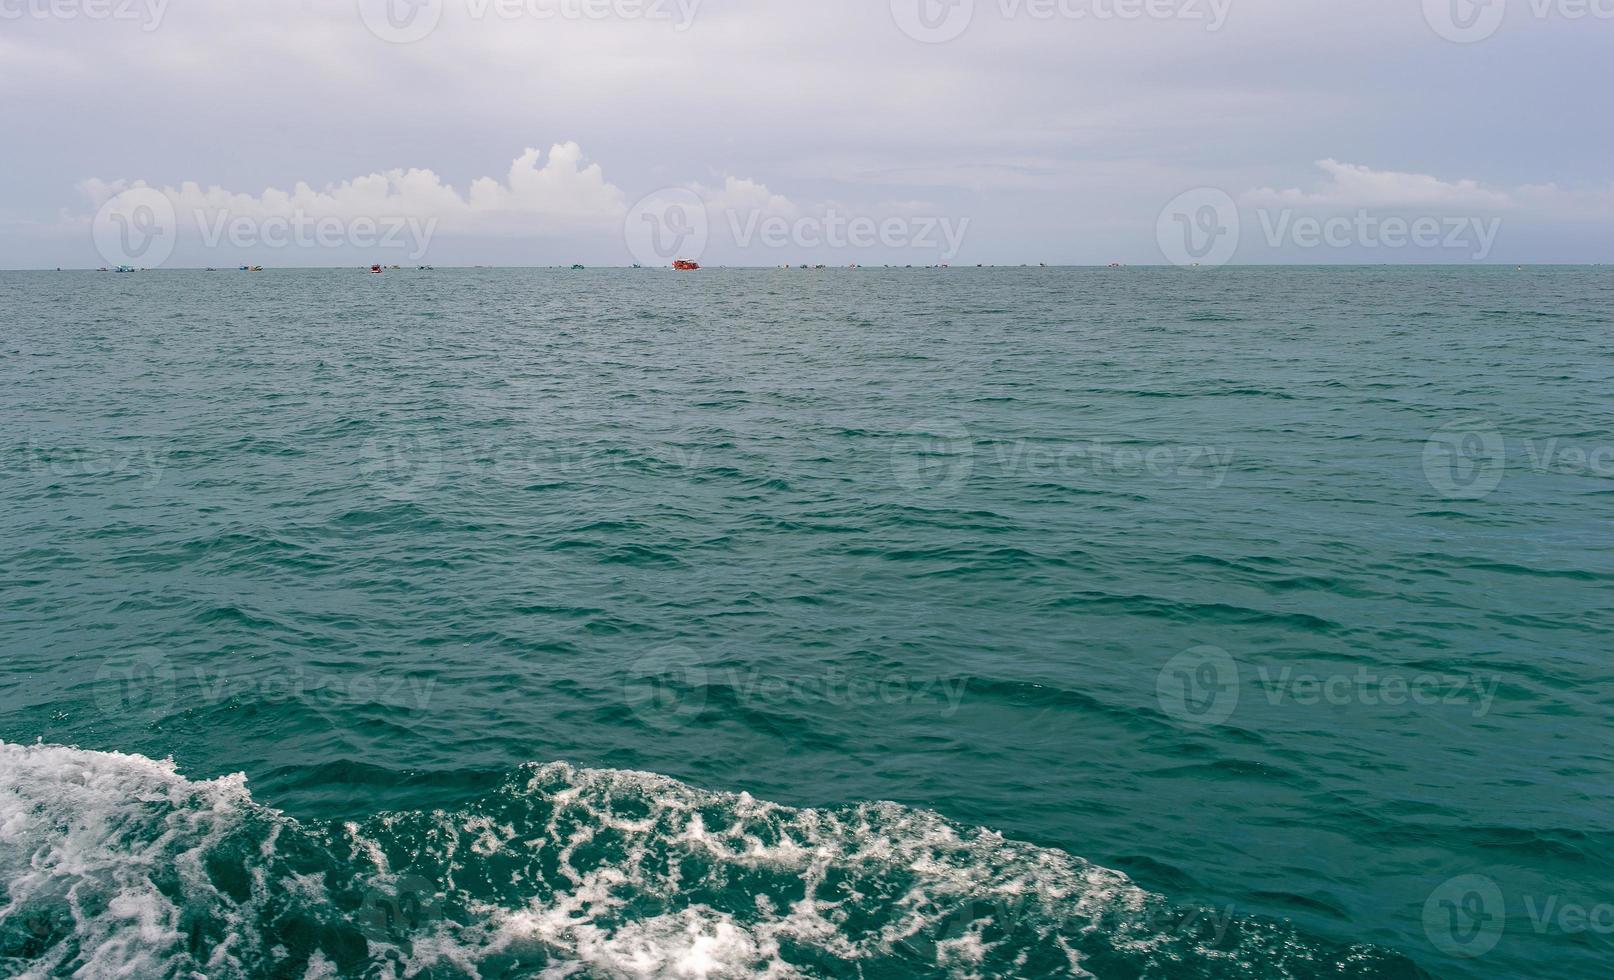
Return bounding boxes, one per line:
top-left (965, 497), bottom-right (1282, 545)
top-left (1242, 160), bottom-right (1614, 221)
top-left (75, 143), bottom-right (626, 236)
top-left (1245, 159), bottom-right (1514, 210)
top-left (691, 176), bottom-right (799, 218)
top-left (467, 143), bottom-right (627, 222)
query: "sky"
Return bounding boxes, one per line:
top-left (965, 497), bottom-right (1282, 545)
top-left (1, 0), bottom-right (1610, 267)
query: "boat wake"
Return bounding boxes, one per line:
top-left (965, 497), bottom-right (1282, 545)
top-left (0, 741), bottom-right (1419, 978)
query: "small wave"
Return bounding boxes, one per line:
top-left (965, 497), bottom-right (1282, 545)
top-left (0, 741), bottom-right (1420, 979)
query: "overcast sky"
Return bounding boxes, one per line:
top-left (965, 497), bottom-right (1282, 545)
top-left (2, 0), bottom-right (1610, 267)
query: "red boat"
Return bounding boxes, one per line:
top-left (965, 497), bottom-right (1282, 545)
top-left (673, 259), bottom-right (701, 271)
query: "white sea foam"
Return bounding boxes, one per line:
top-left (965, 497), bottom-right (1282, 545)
top-left (0, 741), bottom-right (268, 978)
top-left (0, 742), bottom-right (1389, 979)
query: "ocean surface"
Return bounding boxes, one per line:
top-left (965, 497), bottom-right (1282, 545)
top-left (1, 267), bottom-right (1610, 979)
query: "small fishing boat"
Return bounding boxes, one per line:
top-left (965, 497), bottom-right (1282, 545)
top-left (368, 264), bottom-right (383, 274)
top-left (673, 259), bottom-right (700, 271)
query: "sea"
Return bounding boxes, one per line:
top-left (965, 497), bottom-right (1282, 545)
top-left (1, 267), bottom-right (1610, 979)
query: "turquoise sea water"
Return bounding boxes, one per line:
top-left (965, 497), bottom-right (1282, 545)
top-left (1, 267), bottom-right (1611, 978)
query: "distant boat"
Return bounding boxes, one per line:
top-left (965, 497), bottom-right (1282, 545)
top-left (673, 259), bottom-right (700, 271)
top-left (369, 264), bottom-right (384, 274)
top-left (571, 264), bottom-right (586, 270)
